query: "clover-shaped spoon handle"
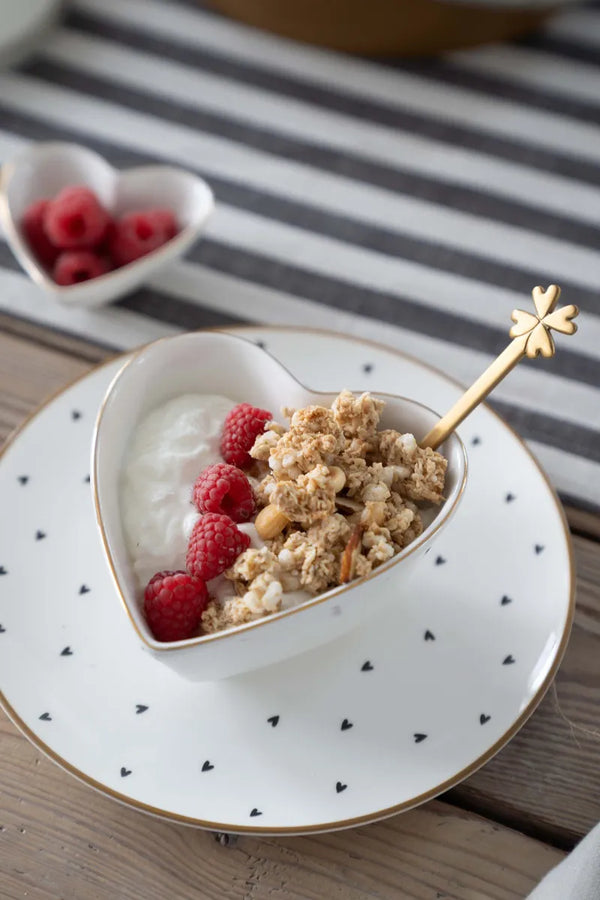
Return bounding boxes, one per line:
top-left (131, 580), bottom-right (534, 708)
top-left (420, 285), bottom-right (579, 451)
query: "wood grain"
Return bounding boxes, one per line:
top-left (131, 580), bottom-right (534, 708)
top-left (0, 331), bottom-right (90, 444)
top-left (565, 506), bottom-right (600, 542)
top-left (0, 311), bottom-right (112, 365)
top-left (0, 711), bottom-right (562, 900)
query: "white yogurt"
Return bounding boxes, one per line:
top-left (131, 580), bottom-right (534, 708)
top-left (121, 393), bottom-right (235, 588)
top-left (122, 394), bottom-right (312, 618)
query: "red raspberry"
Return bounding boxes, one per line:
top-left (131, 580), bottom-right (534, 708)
top-left (109, 209), bottom-right (178, 266)
top-left (221, 403), bottom-right (272, 468)
top-left (144, 570), bottom-right (208, 642)
top-left (53, 250), bottom-right (110, 286)
top-left (146, 208), bottom-right (178, 239)
top-left (97, 218), bottom-right (117, 254)
top-left (43, 186), bottom-right (111, 249)
top-left (193, 463), bottom-right (255, 523)
top-left (22, 199), bottom-right (60, 268)
top-left (186, 513), bottom-right (250, 581)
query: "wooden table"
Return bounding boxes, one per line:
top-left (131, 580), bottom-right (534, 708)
top-left (1, 319), bottom-right (599, 900)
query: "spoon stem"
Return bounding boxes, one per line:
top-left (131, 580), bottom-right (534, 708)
top-left (420, 338), bottom-right (526, 450)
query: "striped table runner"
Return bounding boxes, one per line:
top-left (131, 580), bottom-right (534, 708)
top-left (0, 0), bottom-right (598, 511)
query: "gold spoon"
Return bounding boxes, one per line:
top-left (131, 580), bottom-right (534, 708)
top-left (254, 284), bottom-right (578, 540)
top-left (420, 284), bottom-right (579, 450)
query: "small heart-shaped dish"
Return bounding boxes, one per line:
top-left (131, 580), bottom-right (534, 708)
top-left (93, 332), bottom-right (467, 681)
top-left (0, 142), bottom-right (214, 308)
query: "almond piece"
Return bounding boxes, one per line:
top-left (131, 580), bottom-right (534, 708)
top-left (339, 523), bottom-right (365, 584)
top-left (255, 504), bottom-right (290, 540)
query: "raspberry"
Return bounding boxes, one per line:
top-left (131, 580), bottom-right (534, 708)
top-left (53, 250), bottom-right (110, 286)
top-left (221, 403), bottom-right (272, 468)
top-left (144, 570), bottom-right (208, 642)
top-left (186, 513), bottom-right (250, 581)
top-left (21, 199), bottom-right (59, 268)
top-left (109, 209), bottom-right (178, 266)
top-left (193, 463), bottom-right (255, 523)
top-left (43, 186), bottom-right (111, 250)
top-left (146, 208), bottom-right (178, 239)
top-left (97, 218), bottom-right (117, 254)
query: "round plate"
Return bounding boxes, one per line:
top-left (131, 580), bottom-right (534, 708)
top-left (0, 328), bottom-right (573, 834)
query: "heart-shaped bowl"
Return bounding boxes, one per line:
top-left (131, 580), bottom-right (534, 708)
top-left (0, 142), bottom-right (214, 308)
top-left (93, 332), bottom-right (467, 681)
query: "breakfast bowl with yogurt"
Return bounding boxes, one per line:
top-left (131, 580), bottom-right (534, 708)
top-left (93, 331), bottom-right (466, 681)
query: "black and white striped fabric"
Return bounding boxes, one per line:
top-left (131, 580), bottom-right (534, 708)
top-left (0, 0), bottom-right (598, 511)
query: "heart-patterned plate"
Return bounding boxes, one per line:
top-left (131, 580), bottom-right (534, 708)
top-left (0, 142), bottom-right (214, 307)
top-left (0, 327), bottom-right (573, 834)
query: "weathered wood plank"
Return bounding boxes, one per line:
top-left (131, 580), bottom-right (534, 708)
top-left (566, 505), bottom-right (600, 542)
top-left (0, 311), bottom-right (112, 365)
top-left (0, 331), bottom-right (90, 443)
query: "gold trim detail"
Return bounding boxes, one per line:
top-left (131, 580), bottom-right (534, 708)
top-left (0, 326), bottom-right (575, 835)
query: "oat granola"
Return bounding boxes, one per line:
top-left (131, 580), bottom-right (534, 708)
top-left (201, 390), bottom-right (447, 633)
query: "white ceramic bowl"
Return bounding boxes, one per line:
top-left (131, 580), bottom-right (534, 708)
top-left (0, 142), bottom-right (214, 308)
top-left (93, 332), bottom-right (467, 681)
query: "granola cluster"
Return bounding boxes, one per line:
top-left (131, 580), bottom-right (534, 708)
top-left (201, 390), bottom-right (447, 633)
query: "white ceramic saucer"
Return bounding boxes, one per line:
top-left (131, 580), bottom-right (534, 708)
top-left (0, 328), bottom-right (573, 834)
